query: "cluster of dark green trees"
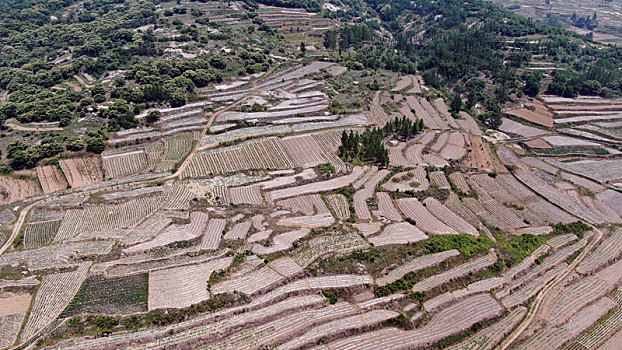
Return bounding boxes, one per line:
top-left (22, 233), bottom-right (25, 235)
top-left (384, 116), bottom-right (425, 141)
top-left (0, 0), bottom-right (274, 129)
top-left (338, 117), bottom-right (424, 166)
top-left (338, 128), bottom-right (389, 166)
top-left (320, 0), bottom-right (622, 103)
top-left (323, 24), bottom-right (376, 52)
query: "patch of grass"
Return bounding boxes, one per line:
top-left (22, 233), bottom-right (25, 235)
top-left (61, 274), bottom-right (149, 317)
top-left (551, 221), bottom-right (590, 238)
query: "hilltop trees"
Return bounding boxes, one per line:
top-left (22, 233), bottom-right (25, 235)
top-left (338, 117), bottom-right (424, 166)
top-left (339, 129), bottom-right (389, 166)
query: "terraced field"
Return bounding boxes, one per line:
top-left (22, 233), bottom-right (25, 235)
top-left (2, 60), bottom-right (621, 350)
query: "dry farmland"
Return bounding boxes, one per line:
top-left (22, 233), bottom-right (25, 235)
top-left (3, 62), bottom-right (622, 350)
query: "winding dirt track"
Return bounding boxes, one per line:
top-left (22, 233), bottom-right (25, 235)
top-left (496, 227), bottom-right (603, 350)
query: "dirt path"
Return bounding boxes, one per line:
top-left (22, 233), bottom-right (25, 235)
top-left (172, 64), bottom-right (280, 178)
top-left (2, 66), bottom-right (285, 257)
top-left (7, 123), bottom-right (63, 132)
top-left (0, 201), bottom-right (40, 255)
top-left (497, 226), bottom-right (603, 350)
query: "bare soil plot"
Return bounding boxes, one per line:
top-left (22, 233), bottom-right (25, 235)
top-left (292, 233), bottom-right (368, 267)
top-left (59, 156), bottom-right (103, 188)
top-left (0, 292), bottom-right (30, 349)
top-left (0, 175), bottom-right (42, 204)
top-left (499, 117), bottom-right (548, 137)
top-left (507, 106), bottom-right (554, 127)
top-left (382, 167), bottom-right (429, 192)
top-left (462, 136), bottom-right (506, 172)
top-left (36, 165), bottom-right (69, 194)
top-left (457, 111), bottom-right (483, 136)
top-left (440, 132), bottom-right (467, 160)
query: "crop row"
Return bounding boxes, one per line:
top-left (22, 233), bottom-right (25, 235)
top-left (102, 150), bottom-right (149, 179)
top-left (376, 249), bottom-right (460, 286)
top-left (317, 294), bottom-right (503, 350)
top-left (293, 233), bottom-right (368, 267)
top-left (0, 241), bottom-right (113, 271)
top-left (412, 251), bottom-right (497, 292)
top-left (211, 257), bottom-right (303, 296)
top-left (183, 137), bottom-right (295, 178)
top-left (325, 194), bottom-right (351, 220)
top-left (397, 197), bottom-right (458, 235)
top-left (149, 257), bottom-right (233, 310)
top-left (201, 218), bottom-right (226, 250)
top-left (375, 192), bottom-right (402, 221)
top-left (281, 134), bottom-right (327, 168)
top-left (228, 185), bottom-right (263, 205)
top-left (20, 262), bottom-right (91, 342)
top-left (56, 194), bottom-right (166, 241)
top-left (423, 197), bottom-right (478, 236)
top-left (125, 211), bottom-right (209, 253)
top-left (354, 169), bottom-right (390, 220)
top-left (252, 228), bottom-right (311, 255)
top-left (268, 166), bottom-right (366, 202)
top-left (576, 228), bottom-right (622, 275)
top-left (24, 220), bottom-right (60, 248)
top-left (368, 222), bottom-right (428, 247)
top-left (276, 194), bottom-right (330, 216)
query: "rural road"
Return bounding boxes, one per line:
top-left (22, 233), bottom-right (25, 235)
top-left (497, 227), bottom-right (603, 350)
